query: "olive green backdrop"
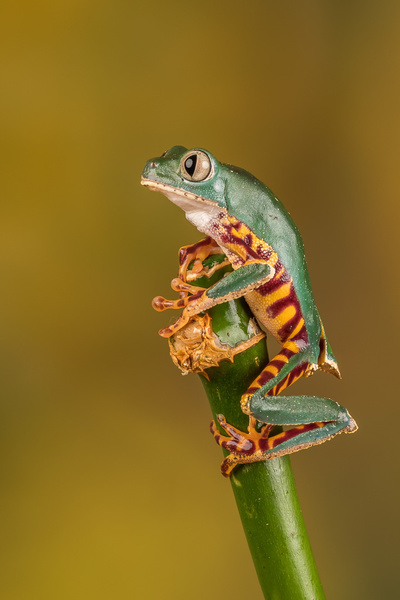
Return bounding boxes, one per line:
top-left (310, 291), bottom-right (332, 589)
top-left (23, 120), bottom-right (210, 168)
top-left (1, 1), bottom-right (399, 599)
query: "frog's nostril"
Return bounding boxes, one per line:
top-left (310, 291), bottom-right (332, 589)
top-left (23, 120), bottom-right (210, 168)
top-left (151, 162), bottom-right (157, 168)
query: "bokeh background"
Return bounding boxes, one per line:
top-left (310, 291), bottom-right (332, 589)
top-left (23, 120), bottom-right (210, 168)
top-left (1, 1), bottom-right (399, 598)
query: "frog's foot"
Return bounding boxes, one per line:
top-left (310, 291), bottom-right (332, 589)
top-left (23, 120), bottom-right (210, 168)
top-left (210, 415), bottom-right (273, 477)
top-left (152, 279), bottom-right (208, 337)
top-left (211, 403), bottom-right (357, 477)
top-left (152, 294), bottom-right (191, 337)
top-left (155, 290), bottom-right (207, 337)
top-left (178, 236), bottom-right (223, 283)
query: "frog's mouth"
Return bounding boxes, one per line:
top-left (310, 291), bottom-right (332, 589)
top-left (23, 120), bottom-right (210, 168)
top-left (141, 177), bottom-right (227, 235)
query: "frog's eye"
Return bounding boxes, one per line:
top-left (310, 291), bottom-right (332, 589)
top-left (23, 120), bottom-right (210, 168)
top-left (181, 151), bottom-right (212, 182)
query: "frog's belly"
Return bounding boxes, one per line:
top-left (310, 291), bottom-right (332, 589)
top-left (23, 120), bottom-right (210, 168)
top-left (245, 283), bottom-right (308, 347)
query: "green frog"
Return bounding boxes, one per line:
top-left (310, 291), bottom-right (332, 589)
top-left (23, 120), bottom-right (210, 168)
top-left (141, 146), bottom-right (357, 476)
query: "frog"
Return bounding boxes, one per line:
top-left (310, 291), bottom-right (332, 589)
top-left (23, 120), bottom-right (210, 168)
top-left (141, 146), bottom-right (357, 476)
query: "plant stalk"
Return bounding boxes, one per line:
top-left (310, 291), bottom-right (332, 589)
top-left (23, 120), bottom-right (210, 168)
top-left (195, 262), bottom-right (326, 599)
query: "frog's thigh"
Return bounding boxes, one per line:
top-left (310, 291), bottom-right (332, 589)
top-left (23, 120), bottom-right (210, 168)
top-left (240, 346), bottom-right (309, 414)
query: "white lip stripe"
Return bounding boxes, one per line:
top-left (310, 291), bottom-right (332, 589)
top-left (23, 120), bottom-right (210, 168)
top-left (140, 177), bottom-right (228, 237)
top-left (141, 177), bottom-right (219, 207)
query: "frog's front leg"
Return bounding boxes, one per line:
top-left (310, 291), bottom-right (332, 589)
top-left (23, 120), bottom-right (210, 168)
top-left (152, 238), bottom-right (230, 314)
top-left (157, 261), bottom-right (273, 338)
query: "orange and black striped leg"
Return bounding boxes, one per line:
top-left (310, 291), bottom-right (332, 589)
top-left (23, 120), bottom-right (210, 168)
top-left (240, 345), bottom-right (309, 415)
top-left (212, 408), bottom-right (356, 477)
top-left (211, 346), bottom-right (356, 476)
top-left (210, 347), bottom-right (310, 475)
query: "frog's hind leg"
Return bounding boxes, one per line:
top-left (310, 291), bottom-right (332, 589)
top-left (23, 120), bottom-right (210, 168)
top-left (212, 400), bottom-right (357, 477)
top-left (211, 344), bottom-right (357, 476)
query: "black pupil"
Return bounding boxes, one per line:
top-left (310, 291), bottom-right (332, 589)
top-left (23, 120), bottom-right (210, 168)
top-left (185, 155), bottom-right (197, 176)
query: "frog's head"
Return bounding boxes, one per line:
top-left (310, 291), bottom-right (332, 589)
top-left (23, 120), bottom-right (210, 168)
top-left (141, 146), bottom-right (266, 237)
top-left (141, 146), bottom-right (228, 232)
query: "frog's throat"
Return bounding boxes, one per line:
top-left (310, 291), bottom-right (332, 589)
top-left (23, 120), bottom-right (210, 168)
top-left (140, 177), bottom-right (221, 210)
top-left (141, 177), bottom-right (228, 235)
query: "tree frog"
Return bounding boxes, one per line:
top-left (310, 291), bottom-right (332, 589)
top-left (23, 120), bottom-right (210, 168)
top-left (141, 146), bottom-right (357, 476)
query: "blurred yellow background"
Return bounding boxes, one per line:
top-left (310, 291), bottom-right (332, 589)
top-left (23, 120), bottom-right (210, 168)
top-left (1, 1), bottom-right (399, 598)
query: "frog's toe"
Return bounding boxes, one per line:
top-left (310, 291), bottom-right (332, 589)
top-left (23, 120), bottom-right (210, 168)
top-left (211, 415), bottom-right (257, 455)
top-left (220, 454), bottom-right (241, 478)
top-left (170, 278), bottom-right (206, 294)
top-left (210, 418), bottom-right (233, 450)
top-left (152, 295), bottom-right (188, 312)
top-left (158, 324), bottom-right (178, 338)
top-left (216, 414), bottom-right (245, 441)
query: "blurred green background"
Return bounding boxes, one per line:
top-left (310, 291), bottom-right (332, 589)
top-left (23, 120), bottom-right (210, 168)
top-left (1, 1), bottom-right (399, 598)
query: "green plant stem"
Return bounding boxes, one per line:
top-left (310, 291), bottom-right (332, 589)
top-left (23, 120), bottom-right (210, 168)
top-left (196, 263), bottom-right (326, 600)
top-left (202, 348), bottom-right (326, 600)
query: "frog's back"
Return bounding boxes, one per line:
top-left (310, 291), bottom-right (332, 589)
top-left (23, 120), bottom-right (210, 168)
top-left (222, 163), bottom-right (339, 375)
